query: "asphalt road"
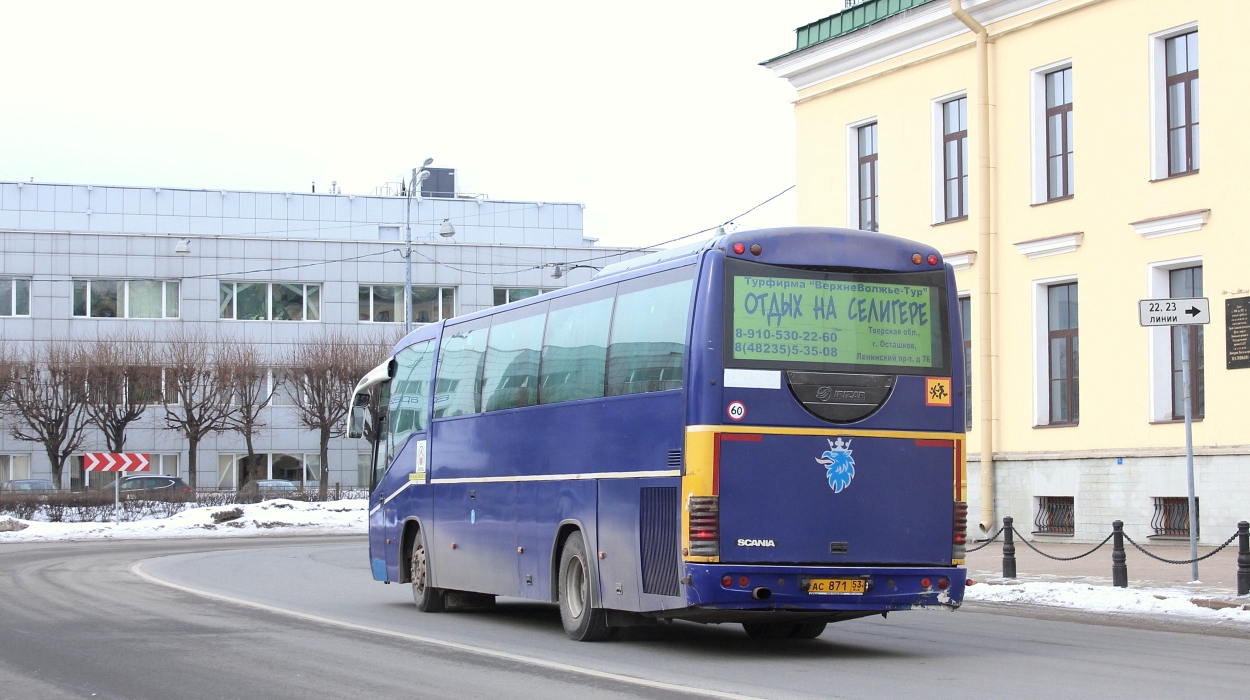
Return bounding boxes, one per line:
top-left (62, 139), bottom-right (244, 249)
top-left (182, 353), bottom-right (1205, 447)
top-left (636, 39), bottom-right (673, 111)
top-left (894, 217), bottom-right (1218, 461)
top-left (1, 537), bottom-right (1248, 700)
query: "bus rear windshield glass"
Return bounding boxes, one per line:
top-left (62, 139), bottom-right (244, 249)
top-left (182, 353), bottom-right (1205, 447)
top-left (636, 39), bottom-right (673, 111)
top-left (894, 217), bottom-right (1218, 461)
top-left (724, 260), bottom-right (949, 376)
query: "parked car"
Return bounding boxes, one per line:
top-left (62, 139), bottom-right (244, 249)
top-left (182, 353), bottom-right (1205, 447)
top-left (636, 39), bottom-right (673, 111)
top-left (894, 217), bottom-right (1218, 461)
top-left (0, 479), bottom-right (56, 493)
top-left (237, 479), bottom-right (298, 501)
top-left (117, 475), bottom-right (194, 500)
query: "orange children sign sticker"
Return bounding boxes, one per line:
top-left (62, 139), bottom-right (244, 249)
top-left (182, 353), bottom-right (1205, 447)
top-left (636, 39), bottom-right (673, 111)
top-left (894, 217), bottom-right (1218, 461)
top-left (924, 377), bottom-right (952, 407)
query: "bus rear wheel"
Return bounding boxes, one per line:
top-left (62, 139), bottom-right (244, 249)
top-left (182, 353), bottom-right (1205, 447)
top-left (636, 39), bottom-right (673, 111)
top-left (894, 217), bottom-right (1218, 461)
top-left (410, 534), bottom-right (446, 613)
top-left (558, 535), bottom-right (611, 641)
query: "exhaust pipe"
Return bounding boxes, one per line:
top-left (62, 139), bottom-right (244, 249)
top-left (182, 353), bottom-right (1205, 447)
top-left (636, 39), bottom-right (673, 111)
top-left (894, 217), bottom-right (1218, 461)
top-left (751, 587), bottom-right (772, 601)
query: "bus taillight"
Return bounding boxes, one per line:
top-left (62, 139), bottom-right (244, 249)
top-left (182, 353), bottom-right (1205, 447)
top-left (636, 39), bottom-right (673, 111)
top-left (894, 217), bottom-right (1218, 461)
top-left (952, 501), bottom-right (969, 560)
top-left (688, 496), bottom-right (720, 557)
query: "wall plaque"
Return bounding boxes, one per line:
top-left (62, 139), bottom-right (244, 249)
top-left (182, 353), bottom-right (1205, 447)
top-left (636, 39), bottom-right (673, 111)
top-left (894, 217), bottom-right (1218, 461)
top-left (1227, 296), bottom-right (1250, 370)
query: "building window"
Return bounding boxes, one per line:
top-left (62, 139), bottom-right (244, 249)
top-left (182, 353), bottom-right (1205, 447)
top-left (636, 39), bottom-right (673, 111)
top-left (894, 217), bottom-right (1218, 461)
top-left (72, 279), bottom-right (179, 318)
top-left (958, 295), bottom-right (972, 431)
top-left (1034, 496), bottom-right (1074, 535)
top-left (493, 288), bottom-right (554, 306)
top-left (358, 285), bottom-right (455, 323)
top-left (1169, 266), bottom-right (1204, 419)
top-left (1045, 68), bottom-right (1074, 200)
top-left (153, 454), bottom-right (180, 478)
top-left (1151, 496), bottom-right (1198, 538)
top-left (942, 98), bottom-right (968, 220)
top-left (856, 122), bottom-right (879, 231)
top-left (0, 278), bottom-right (31, 317)
top-left (219, 282), bottom-right (319, 321)
top-left (1047, 282), bottom-right (1078, 425)
top-left (1165, 32), bottom-right (1199, 176)
top-left (0, 454), bottom-right (31, 481)
top-left (217, 452), bottom-right (320, 490)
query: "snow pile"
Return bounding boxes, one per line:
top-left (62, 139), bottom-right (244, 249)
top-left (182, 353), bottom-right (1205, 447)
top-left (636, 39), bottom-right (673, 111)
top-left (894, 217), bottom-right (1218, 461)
top-left (0, 499), bottom-right (366, 542)
top-left (965, 580), bottom-right (1250, 622)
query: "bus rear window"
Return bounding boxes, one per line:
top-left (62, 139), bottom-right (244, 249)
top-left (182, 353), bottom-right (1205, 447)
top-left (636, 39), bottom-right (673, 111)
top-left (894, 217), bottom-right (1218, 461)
top-left (724, 259), bottom-right (949, 376)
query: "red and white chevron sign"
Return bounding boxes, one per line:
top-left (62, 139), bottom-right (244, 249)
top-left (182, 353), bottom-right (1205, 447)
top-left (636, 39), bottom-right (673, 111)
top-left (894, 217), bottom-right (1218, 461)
top-left (83, 453), bottom-right (151, 472)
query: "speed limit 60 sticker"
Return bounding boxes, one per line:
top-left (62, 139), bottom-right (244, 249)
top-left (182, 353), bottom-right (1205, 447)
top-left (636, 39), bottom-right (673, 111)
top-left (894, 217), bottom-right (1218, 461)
top-left (726, 401), bottom-right (746, 421)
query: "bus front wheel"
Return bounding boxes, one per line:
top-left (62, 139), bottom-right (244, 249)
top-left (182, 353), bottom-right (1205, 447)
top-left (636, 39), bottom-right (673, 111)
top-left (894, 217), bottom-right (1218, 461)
top-left (557, 536), bottom-right (611, 641)
top-left (410, 534), bottom-right (446, 613)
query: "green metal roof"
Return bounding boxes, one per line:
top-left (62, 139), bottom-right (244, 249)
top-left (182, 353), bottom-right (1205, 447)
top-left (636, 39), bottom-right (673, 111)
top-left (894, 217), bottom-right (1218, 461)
top-left (794, 0), bottom-right (939, 52)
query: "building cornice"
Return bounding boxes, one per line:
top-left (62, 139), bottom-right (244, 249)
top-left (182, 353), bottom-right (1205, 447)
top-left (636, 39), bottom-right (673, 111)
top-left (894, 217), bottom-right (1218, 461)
top-left (763, 0), bottom-right (1060, 91)
top-left (943, 250), bottom-right (977, 271)
top-left (1129, 209), bottom-right (1210, 239)
top-left (968, 444), bottom-right (1250, 462)
top-left (1013, 231), bottom-right (1083, 259)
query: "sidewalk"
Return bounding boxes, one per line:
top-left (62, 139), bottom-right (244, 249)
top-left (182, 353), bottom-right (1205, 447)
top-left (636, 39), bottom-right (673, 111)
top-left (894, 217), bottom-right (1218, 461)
top-left (965, 533), bottom-right (1248, 608)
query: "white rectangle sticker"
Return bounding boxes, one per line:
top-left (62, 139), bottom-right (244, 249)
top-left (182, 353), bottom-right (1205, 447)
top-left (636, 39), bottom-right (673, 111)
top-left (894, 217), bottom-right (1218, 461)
top-left (723, 369), bottom-right (781, 390)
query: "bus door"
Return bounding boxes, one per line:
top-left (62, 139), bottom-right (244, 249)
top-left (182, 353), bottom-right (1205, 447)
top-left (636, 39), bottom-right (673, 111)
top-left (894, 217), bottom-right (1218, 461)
top-left (378, 340), bottom-right (437, 579)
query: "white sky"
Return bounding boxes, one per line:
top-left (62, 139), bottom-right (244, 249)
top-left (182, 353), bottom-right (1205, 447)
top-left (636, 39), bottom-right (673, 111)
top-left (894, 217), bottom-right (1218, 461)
top-left (0, 1), bottom-right (836, 249)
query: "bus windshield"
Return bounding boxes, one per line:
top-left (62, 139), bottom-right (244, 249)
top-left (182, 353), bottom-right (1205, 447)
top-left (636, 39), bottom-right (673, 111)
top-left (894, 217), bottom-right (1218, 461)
top-left (724, 258), bottom-right (949, 376)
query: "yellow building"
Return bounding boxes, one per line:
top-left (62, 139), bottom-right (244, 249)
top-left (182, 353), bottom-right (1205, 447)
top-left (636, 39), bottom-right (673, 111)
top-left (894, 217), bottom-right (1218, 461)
top-left (764, 0), bottom-right (1250, 545)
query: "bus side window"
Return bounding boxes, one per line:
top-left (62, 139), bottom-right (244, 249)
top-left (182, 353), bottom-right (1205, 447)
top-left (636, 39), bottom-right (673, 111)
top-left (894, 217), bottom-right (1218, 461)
top-left (482, 303), bottom-right (548, 412)
top-left (606, 268), bottom-right (695, 397)
top-left (434, 320), bottom-right (490, 418)
top-left (540, 285), bottom-right (615, 405)
top-left (386, 340), bottom-right (435, 465)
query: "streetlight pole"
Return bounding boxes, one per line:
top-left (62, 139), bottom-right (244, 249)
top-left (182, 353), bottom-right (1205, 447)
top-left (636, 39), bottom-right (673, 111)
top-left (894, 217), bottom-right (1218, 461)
top-left (404, 159), bottom-right (433, 334)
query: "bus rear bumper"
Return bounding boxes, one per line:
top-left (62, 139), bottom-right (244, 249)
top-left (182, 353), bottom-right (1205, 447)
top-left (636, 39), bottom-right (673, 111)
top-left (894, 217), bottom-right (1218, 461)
top-left (674, 563), bottom-right (966, 621)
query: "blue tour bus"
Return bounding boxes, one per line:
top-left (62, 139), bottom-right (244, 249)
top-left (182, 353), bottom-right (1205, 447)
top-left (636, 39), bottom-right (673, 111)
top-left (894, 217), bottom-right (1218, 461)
top-left (350, 226), bottom-right (968, 641)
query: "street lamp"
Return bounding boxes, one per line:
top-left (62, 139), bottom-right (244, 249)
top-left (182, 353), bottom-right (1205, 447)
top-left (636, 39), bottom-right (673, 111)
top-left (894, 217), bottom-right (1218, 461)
top-left (405, 158), bottom-right (433, 334)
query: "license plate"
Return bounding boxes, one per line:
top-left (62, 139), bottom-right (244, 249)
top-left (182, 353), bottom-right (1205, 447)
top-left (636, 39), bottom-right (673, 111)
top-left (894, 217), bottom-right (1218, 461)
top-left (805, 577), bottom-right (866, 595)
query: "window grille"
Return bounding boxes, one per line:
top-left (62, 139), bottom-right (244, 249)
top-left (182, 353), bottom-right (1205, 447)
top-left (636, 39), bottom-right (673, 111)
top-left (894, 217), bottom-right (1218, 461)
top-left (1151, 496), bottom-right (1199, 537)
top-left (1034, 496), bottom-right (1074, 535)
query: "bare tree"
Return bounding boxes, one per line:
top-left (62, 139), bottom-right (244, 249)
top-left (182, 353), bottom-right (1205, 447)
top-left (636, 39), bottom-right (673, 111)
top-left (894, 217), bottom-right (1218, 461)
top-left (7, 342), bottom-right (92, 489)
top-left (161, 331), bottom-right (231, 489)
top-left (83, 333), bottom-right (160, 453)
top-left (218, 340), bottom-right (275, 487)
top-left (285, 331), bottom-right (381, 498)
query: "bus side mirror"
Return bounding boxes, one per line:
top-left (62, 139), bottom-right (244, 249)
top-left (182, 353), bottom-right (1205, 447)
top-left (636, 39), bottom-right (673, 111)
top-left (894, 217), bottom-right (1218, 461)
top-left (348, 404), bottom-right (368, 439)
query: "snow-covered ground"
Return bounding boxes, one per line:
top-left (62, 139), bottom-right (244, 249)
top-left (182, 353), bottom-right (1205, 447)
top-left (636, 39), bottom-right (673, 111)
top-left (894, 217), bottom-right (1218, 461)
top-left (0, 498), bottom-right (366, 541)
top-left (965, 579), bottom-right (1250, 624)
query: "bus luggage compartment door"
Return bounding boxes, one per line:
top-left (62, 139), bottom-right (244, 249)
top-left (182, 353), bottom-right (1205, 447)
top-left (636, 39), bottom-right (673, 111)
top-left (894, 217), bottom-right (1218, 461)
top-left (717, 433), bottom-right (954, 565)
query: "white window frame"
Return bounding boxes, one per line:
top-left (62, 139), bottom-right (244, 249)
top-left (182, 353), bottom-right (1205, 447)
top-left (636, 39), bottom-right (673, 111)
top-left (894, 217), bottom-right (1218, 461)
top-left (1030, 59), bottom-right (1073, 204)
top-left (1145, 256), bottom-right (1202, 422)
top-left (359, 284), bottom-right (456, 324)
top-left (1031, 274), bottom-right (1078, 426)
top-left (492, 288), bottom-right (555, 306)
top-left (218, 452), bottom-right (320, 489)
top-left (1148, 22), bottom-right (1199, 181)
top-left (0, 278), bottom-right (31, 317)
top-left (219, 282), bottom-right (320, 322)
top-left (0, 454), bottom-right (32, 481)
top-left (153, 454), bottom-right (180, 477)
top-left (845, 116), bottom-right (878, 230)
top-left (72, 279), bottom-right (180, 319)
top-left (930, 90), bottom-right (967, 223)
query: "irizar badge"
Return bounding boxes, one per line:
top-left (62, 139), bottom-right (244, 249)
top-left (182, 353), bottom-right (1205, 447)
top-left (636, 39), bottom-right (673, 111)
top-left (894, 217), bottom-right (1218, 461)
top-left (816, 438), bottom-right (856, 493)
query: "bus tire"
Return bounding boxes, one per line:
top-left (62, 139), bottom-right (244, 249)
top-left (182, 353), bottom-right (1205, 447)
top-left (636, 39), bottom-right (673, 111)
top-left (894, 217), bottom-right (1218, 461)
top-left (741, 622), bottom-right (798, 639)
top-left (789, 621), bottom-right (827, 639)
top-left (410, 533), bottom-right (446, 613)
top-left (557, 535), bottom-right (611, 641)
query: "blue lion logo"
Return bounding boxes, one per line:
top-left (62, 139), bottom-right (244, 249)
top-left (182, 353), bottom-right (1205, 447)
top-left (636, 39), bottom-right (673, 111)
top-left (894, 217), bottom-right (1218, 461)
top-left (815, 438), bottom-right (855, 493)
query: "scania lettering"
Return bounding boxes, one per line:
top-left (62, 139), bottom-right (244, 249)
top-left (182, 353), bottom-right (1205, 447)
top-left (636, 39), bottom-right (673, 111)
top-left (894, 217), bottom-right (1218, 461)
top-left (351, 227), bottom-right (968, 641)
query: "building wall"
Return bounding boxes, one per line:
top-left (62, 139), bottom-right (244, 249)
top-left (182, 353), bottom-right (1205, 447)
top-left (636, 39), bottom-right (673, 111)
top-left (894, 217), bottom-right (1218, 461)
top-left (768, 0), bottom-right (1250, 542)
top-left (0, 181), bottom-right (639, 490)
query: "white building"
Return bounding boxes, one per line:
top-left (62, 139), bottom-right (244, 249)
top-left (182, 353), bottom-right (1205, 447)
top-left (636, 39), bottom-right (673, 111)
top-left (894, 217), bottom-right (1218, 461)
top-left (0, 174), bottom-right (642, 490)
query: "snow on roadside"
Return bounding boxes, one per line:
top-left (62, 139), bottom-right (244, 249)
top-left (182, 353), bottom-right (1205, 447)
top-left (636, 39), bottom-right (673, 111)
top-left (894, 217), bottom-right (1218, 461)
top-left (965, 580), bottom-right (1250, 623)
top-left (0, 499), bottom-right (366, 542)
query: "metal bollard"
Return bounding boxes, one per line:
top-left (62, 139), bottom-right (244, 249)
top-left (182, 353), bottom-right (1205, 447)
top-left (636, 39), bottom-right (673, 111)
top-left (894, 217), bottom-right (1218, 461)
top-left (1111, 520), bottom-right (1128, 588)
top-left (1002, 516), bottom-right (1017, 579)
top-left (1237, 521), bottom-right (1250, 597)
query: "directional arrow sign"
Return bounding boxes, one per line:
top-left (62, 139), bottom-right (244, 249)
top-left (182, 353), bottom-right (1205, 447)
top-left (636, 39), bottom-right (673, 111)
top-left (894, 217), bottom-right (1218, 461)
top-left (83, 453), bottom-right (152, 472)
top-left (1138, 297), bottom-right (1210, 326)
